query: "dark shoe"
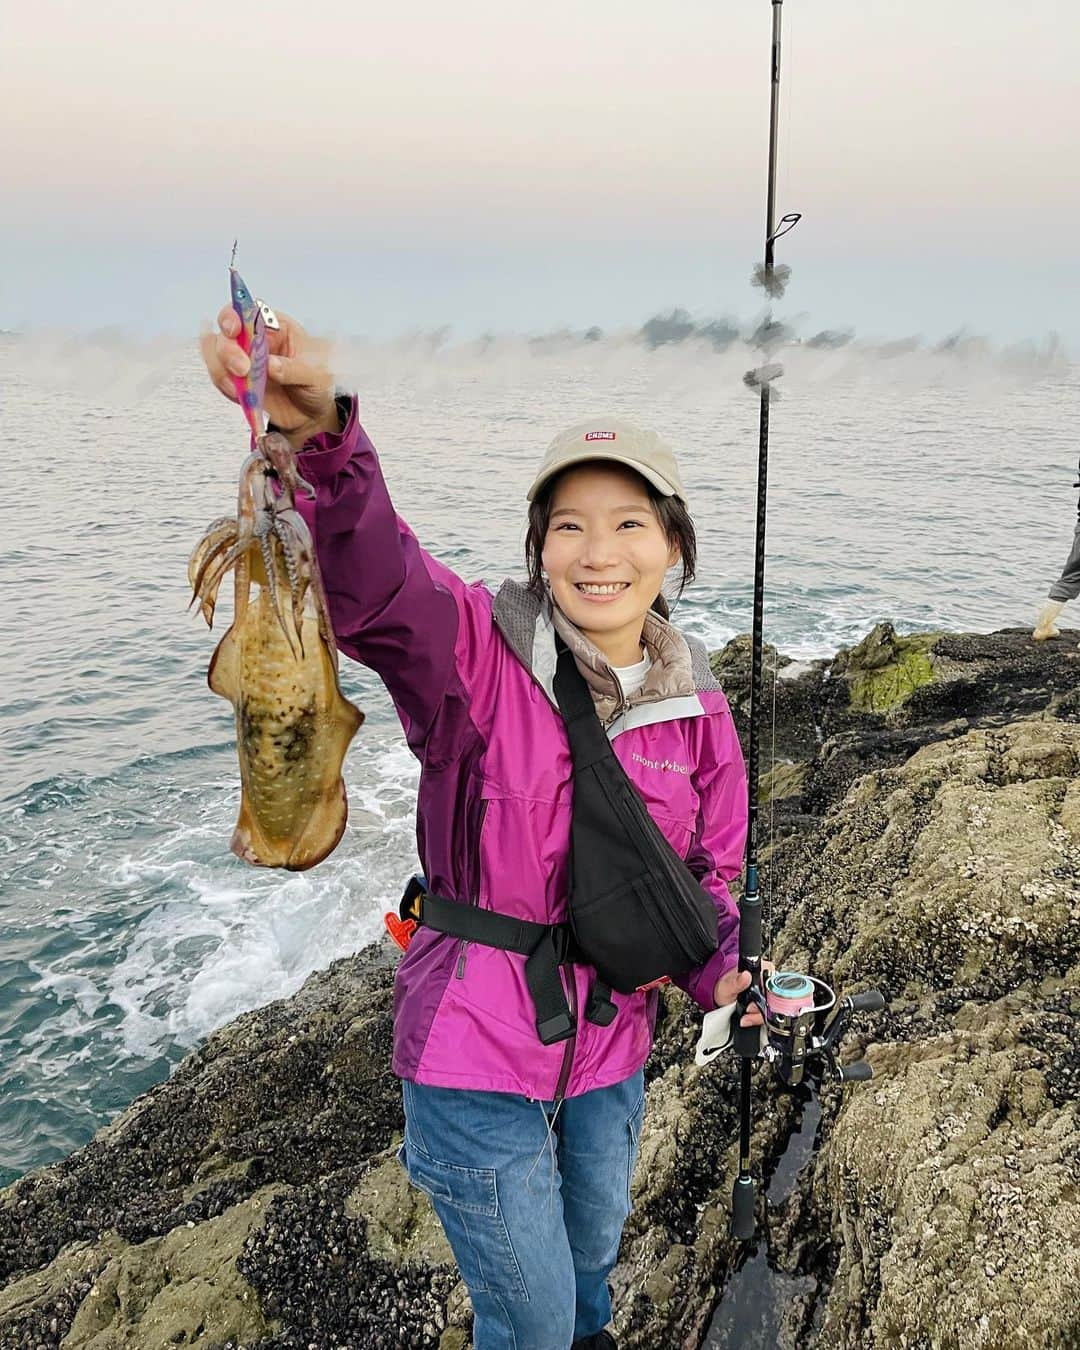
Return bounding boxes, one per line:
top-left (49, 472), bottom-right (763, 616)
top-left (571, 1333), bottom-right (617, 1350)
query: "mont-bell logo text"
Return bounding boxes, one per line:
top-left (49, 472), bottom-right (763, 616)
top-left (584, 431), bottom-right (617, 441)
top-left (631, 751), bottom-right (689, 776)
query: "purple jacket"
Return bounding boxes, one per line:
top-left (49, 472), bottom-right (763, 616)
top-left (295, 399), bottom-right (748, 1100)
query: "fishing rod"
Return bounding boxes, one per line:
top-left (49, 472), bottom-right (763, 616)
top-left (706, 0), bottom-right (886, 1243)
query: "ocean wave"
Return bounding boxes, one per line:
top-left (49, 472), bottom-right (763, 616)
top-left (7, 734), bottom-right (418, 1066)
top-left (0, 731), bottom-right (420, 1180)
top-left (3, 741), bottom-right (237, 814)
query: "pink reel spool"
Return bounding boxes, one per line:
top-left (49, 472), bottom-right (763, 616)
top-left (765, 971), bottom-right (816, 1018)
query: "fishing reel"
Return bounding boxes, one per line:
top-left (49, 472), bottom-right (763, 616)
top-left (735, 971), bottom-right (886, 1088)
top-left (695, 969), bottom-right (886, 1087)
top-left (696, 965), bottom-right (887, 1242)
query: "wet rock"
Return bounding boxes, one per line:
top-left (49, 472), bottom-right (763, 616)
top-left (62, 1188), bottom-right (283, 1348)
top-left (237, 1168), bottom-right (457, 1349)
top-left (0, 946), bottom-right (400, 1346)
top-left (770, 719), bottom-right (1080, 1348)
top-left (710, 636), bottom-right (827, 768)
top-left (712, 621), bottom-right (1080, 817)
top-left (344, 1154), bottom-right (453, 1268)
top-left (811, 983), bottom-right (1080, 1348)
top-left (757, 759), bottom-right (808, 806)
top-left (0, 1235), bottom-right (123, 1350)
top-left (776, 720), bottom-right (1080, 995)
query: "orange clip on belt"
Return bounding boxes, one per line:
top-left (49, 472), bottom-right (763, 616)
top-left (384, 913), bottom-right (417, 951)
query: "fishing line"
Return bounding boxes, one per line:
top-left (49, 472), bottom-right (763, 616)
top-left (767, 3), bottom-right (796, 947)
top-left (524, 1097), bottom-right (564, 1210)
top-left (767, 1), bottom-right (799, 948)
top-left (781, 7), bottom-right (796, 236)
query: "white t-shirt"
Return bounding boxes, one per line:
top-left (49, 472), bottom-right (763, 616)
top-left (612, 649), bottom-right (652, 699)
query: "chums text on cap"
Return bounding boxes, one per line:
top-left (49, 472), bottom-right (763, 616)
top-left (584, 431), bottom-right (616, 441)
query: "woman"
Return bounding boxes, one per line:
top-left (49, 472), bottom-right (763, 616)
top-left (200, 308), bottom-right (762, 1350)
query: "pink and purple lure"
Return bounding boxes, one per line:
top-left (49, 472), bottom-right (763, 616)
top-left (228, 245), bottom-right (268, 449)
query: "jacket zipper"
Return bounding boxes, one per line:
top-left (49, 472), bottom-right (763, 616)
top-left (553, 963), bottom-right (579, 1102)
top-left (456, 798), bottom-right (490, 979)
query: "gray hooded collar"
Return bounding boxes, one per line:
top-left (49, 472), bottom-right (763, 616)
top-left (491, 579), bottom-right (720, 735)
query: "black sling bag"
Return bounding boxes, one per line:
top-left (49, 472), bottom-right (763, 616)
top-left (397, 636), bottom-right (720, 1045)
top-left (551, 637), bottom-right (719, 993)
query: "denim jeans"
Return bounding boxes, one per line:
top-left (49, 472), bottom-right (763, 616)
top-left (400, 1072), bottom-right (645, 1350)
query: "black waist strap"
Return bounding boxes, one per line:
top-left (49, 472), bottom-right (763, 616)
top-left (407, 888), bottom-right (616, 1046)
top-left (420, 892), bottom-right (564, 957)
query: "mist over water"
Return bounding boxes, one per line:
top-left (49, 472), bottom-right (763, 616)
top-left (1, 326), bottom-right (1076, 1184)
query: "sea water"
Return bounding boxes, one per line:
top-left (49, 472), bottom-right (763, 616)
top-left (1, 328), bottom-right (1075, 1185)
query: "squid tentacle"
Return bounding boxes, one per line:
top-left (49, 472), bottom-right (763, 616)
top-left (273, 514), bottom-right (310, 657)
top-left (196, 533), bottom-right (254, 620)
top-left (188, 517), bottom-right (239, 588)
top-left (277, 505), bottom-right (339, 664)
top-left (274, 514), bottom-right (301, 593)
top-left (189, 527), bottom-right (240, 609)
top-left (259, 529), bottom-right (300, 661)
top-left (189, 525), bottom-right (242, 628)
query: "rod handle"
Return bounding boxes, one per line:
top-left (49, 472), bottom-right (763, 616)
top-left (731, 1174), bottom-right (756, 1240)
top-left (738, 891), bottom-right (762, 966)
top-left (848, 989), bottom-right (886, 1013)
top-left (839, 1060), bottom-right (873, 1082)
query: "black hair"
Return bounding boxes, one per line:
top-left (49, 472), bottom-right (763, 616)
top-left (524, 464), bottom-right (697, 620)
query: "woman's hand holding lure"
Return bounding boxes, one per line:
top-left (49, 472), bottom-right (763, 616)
top-left (200, 306), bottom-right (339, 449)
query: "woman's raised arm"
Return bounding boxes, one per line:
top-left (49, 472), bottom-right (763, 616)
top-left (198, 310), bottom-right (488, 757)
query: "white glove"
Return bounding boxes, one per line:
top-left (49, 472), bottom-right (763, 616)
top-left (694, 1004), bottom-right (767, 1065)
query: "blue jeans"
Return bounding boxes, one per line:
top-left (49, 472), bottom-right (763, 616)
top-left (400, 1072), bottom-right (645, 1350)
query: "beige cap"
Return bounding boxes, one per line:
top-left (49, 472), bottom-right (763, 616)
top-left (526, 416), bottom-right (687, 503)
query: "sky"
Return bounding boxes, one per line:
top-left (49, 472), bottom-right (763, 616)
top-left (3, 0), bottom-right (1079, 344)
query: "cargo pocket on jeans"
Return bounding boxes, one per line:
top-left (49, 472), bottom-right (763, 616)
top-left (402, 1138), bottom-right (528, 1300)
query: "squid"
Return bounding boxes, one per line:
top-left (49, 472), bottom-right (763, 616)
top-left (189, 259), bottom-right (363, 869)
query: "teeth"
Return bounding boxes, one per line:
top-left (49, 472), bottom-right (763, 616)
top-left (577, 583), bottom-right (629, 595)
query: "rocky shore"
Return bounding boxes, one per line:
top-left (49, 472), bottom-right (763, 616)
top-left (1, 624), bottom-right (1077, 1350)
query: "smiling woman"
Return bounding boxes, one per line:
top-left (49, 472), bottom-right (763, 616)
top-left (198, 307), bottom-right (755, 1349)
top-left (524, 417), bottom-right (699, 666)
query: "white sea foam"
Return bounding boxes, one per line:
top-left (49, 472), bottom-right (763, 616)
top-left (101, 736), bottom-right (421, 1059)
top-left (21, 970), bottom-right (108, 1022)
top-left (105, 880), bottom-right (374, 1057)
top-left (16, 1010), bottom-right (98, 1079)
